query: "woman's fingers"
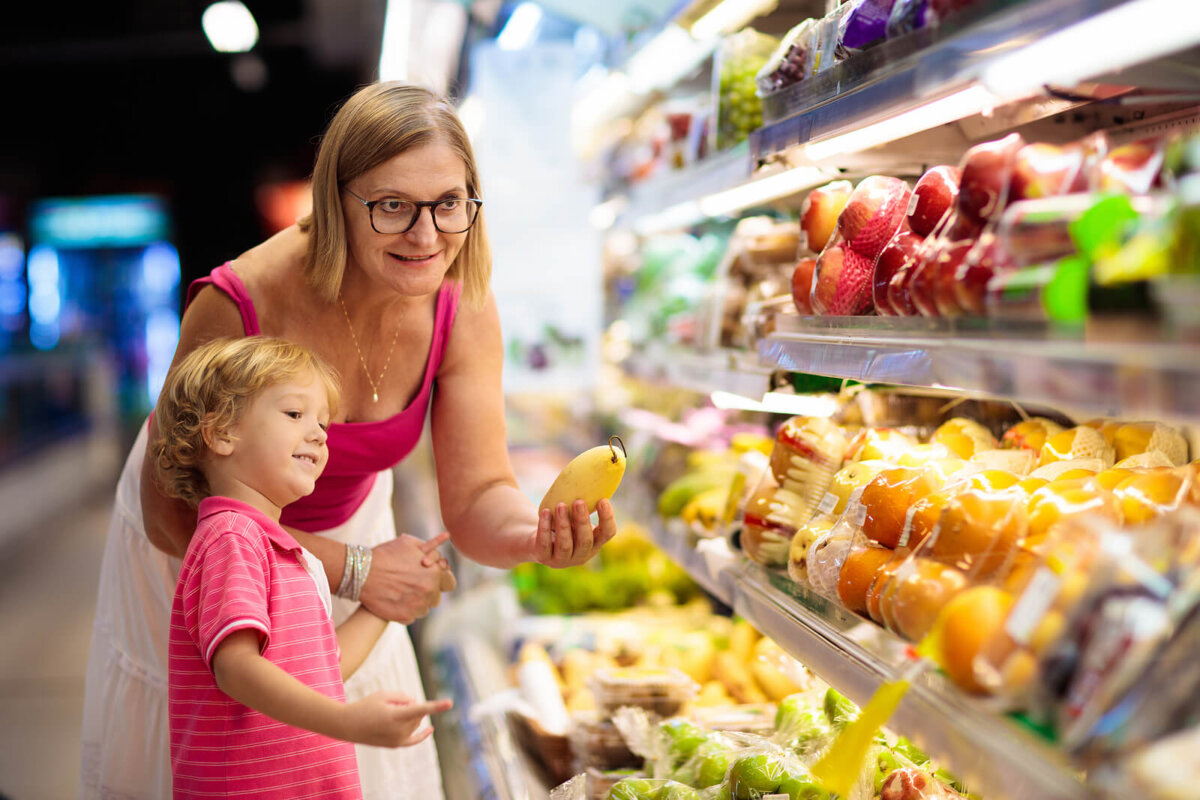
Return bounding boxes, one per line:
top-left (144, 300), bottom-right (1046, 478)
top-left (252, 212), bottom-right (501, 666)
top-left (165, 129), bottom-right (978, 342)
top-left (534, 508), bottom-right (554, 564)
top-left (593, 498), bottom-right (618, 549)
top-left (569, 500), bottom-right (594, 564)
top-left (553, 503), bottom-right (574, 563)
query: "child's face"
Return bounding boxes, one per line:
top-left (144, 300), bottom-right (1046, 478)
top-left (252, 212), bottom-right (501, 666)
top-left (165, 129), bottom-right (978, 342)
top-left (207, 371), bottom-right (332, 515)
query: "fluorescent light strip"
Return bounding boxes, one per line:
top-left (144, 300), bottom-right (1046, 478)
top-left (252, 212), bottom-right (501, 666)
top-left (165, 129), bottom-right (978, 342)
top-left (627, 24), bottom-right (715, 94)
top-left (633, 200), bottom-right (703, 235)
top-left (496, 2), bottom-right (543, 51)
top-left (379, 0), bottom-right (412, 80)
top-left (761, 392), bottom-right (839, 417)
top-left (691, 0), bottom-right (780, 41)
top-left (804, 85), bottom-right (998, 161)
top-left (697, 166), bottom-right (828, 217)
top-left (981, 0), bottom-right (1200, 101)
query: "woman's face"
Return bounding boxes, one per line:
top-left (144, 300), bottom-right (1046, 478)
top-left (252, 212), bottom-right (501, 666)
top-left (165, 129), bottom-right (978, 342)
top-left (342, 141), bottom-right (471, 298)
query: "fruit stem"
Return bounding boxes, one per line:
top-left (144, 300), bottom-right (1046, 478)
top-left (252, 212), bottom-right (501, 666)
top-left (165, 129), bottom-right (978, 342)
top-left (608, 434), bottom-right (626, 463)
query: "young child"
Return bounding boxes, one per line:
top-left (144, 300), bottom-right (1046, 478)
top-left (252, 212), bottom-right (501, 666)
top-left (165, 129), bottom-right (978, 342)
top-left (154, 336), bottom-right (452, 799)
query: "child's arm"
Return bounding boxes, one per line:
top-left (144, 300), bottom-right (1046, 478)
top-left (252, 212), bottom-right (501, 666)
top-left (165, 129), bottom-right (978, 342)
top-left (211, 629), bottom-right (452, 747)
top-left (336, 606), bottom-right (387, 680)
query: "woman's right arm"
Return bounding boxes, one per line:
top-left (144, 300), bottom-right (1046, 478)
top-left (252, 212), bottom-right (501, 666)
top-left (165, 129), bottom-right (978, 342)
top-left (140, 284), bottom-right (247, 558)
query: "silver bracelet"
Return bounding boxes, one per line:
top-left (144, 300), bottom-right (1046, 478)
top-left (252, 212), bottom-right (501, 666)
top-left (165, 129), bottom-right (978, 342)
top-left (335, 544), bottom-right (372, 602)
top-left (335, 544), bottom-right (355, 598)
top-left (350, 544), bottom-right (372, 602)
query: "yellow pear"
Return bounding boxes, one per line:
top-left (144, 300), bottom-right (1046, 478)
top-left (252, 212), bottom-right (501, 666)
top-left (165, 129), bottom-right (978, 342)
top-left (539, 435), bottom-right (627, 514)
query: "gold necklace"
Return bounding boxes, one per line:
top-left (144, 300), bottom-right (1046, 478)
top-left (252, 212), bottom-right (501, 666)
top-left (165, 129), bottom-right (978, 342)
top-left (338, 296), bottom-right (401, 403)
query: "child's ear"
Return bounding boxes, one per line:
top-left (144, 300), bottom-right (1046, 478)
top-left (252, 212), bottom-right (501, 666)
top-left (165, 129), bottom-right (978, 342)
top-left (201, 417), bottom-right (235, 456)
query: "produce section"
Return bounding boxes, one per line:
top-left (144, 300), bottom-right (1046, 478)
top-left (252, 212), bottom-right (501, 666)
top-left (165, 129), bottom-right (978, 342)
top-left (431, 1), bottom-right (1200, 799)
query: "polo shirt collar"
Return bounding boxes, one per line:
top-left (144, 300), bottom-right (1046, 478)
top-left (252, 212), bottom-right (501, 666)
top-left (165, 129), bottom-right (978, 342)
top-left (197, 496), bottom-right (303, 553)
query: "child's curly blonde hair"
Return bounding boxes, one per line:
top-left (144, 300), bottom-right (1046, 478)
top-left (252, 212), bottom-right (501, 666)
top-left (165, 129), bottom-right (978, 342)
top-left (152, 336), bottom-right (341, 507)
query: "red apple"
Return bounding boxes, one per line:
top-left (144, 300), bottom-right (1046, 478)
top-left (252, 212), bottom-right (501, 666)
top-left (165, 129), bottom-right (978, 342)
top-left (874, 231), bottom-right (923, 316)
top-left (955, 234), bottom-right (1015, 315)
top-left (1100, 137), bottom-right (1166, 195)
top-left (800, 180), bottom-right (854, 254)
top-left (909, 165), bottom-right (961, 237)
top-left (888, 261), bottom-right (920, 316)
top-left (1009, 142), bottom-right (1088, 201)
top-left (838, 176), bottom-right (912, 262)
top-left (959, 133), bottom-right (1025, 226)
top-left (792, 256), bottom-right (817, 314)
top-left (932, 241), bottom-right (972, 317)
top-left (811, 245), bottom-right (845, 316)
top-left (908, 247), bottom-right (942, 318)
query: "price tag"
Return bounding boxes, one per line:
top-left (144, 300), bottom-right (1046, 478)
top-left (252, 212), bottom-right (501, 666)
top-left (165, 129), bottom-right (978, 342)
top-left (817, 492), bottom-right (838, 516)
top-left (853, 502), bottom-right (867, 528)
top-left (1005, 566), bottom-right (1061, 644)
top-left (897, 502), bottom-right (920, 549)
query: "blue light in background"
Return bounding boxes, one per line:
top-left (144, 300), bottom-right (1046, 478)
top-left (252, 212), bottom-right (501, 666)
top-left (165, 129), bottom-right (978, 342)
top-left (141, 243), bottom-right (181, 404)
top-left (26, 245), bottom-right (61, 350)
top-left (0, 234), bottom-right (25, 347)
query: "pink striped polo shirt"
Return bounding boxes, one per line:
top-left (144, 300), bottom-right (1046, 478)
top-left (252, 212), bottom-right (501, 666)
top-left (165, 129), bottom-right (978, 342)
top-left (168, 496), bottom-right (361, 799)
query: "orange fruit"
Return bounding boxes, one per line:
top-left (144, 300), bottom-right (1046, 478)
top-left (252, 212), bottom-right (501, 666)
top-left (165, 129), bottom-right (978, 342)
top-left (837, 546), bottom-right (897, 614)
top-left (931, 489), bottom-right (1026, 578)
top-left (936, 585), bottom-right (1014, 694)
top-left (1113, 469), bottom-right (1188, 525)
top-left (883, 559), bottom-right (969, 642)
top-left (860, 467), bottom-right (937, 548)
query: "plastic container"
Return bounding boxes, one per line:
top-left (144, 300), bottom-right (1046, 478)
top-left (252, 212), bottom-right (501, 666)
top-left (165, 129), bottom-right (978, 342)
top-left (590, 667), bottom-right (699, 719)
top-left (714, 30), bottom-right (777, 151)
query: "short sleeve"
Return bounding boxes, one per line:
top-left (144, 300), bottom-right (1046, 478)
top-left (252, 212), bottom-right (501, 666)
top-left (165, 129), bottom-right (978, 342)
top-left (181, 532), bottom-right (273, 667)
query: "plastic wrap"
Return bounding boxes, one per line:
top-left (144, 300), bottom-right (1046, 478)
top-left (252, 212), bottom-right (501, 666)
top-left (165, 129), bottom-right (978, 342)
top-left (837, 0), bottom-right (900, 58)
top-left (811, 176), bottom-right (912, 316)
top-left (714, 30), bottom-right (777, 151)
top-left (756, 19), bottom-right (818, 96)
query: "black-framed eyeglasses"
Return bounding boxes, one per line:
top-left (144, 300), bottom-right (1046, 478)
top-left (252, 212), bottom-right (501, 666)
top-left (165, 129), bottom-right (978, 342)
top-left (344, 188), bottom-right (483, 235)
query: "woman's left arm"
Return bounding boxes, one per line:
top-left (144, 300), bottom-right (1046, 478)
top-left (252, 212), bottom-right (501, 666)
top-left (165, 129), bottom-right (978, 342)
top-left (430, 292), bottom-right (616, 569)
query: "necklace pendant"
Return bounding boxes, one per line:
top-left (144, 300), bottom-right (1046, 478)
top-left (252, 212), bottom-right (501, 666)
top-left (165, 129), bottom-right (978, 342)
top-left (373, 391), bottom-right (379, 403)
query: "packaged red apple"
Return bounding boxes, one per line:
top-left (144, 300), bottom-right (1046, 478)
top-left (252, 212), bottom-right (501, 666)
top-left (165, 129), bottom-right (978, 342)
top-left (791, 255), bottom-right (818, 314)
top-left (799, 180), bottom-right (854, 255)
top-left (1100, 136), bottom-right (1168, 195)
top-left (810, 175), bottom-right (912, 315)
top-left (741, 477), bottom-right (810, 568)
top-left (873, 230), bottom-right (925, 316)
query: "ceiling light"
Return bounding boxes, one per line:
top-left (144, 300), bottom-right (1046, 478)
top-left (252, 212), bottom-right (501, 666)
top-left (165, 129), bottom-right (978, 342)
top-left (497, 2), bottom-right (544, 51)
top-left (980, 0), bottom-right (1200, 101)
top-left (803, 85), bottom-right (999, 161)
top-left (201, 1), bottom-right (259, 53)
top-left (691, 0), bottom-right (780, 41)
top-left (697, 166), bottom-right (829, 217)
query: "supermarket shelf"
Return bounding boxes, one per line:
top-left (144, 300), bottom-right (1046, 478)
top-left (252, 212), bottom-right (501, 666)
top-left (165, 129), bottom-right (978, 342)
top-left (434, 634), bottom-right (552, 800)
top-left (646, 514), bottom-right (1088, 800)
top-left (729, 564), bottom-right (1089, 800)
top-left (759, 313), bottom-right (1200, 423)
top-left (622, 347), bottom-right (775, 399)
top-left (753, 0), bottom-right (1200, 165)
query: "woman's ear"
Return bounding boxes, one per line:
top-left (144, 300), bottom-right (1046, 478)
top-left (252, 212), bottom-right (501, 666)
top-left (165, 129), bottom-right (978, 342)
top-left (201, 416), bottom-right (235, 456)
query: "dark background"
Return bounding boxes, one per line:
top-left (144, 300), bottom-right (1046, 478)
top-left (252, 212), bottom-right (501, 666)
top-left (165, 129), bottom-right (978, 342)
top-left (0, 0), bottom-right (478, 290)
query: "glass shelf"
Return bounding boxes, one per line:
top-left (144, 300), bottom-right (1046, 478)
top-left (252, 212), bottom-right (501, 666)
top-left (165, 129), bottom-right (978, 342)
top-left (622, 347), bottom-right (775, 399)
top-left (759, 313), bottom-right (1200, 423)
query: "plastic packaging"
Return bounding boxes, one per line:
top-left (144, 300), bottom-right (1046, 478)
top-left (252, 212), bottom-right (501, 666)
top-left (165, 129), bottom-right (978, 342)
top-left (755, 19), bottom-right (818, 96)
top-left (714, 29), bottom-right (777, 151)
top-left (837, 0), bottom-right (900, 58)
top-left (590, 667), bottom-right (699, 719)
top-left (811, 175), bottom-right (912, 315)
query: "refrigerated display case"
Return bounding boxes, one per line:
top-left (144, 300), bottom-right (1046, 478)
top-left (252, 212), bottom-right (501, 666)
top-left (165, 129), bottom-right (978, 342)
top-left (570, 1), bottom-right (1200, 798)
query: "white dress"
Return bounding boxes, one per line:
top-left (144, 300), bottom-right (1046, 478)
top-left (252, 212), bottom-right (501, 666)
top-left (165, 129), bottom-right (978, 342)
top-left (79, 421), bottom-right (445, 800)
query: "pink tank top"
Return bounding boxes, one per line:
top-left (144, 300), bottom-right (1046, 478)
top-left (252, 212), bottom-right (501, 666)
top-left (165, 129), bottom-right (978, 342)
top-left (186, 263), bottom-right (461, 532)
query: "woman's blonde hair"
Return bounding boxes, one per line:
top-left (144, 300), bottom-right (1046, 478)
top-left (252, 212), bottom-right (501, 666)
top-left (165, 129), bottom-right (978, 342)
top-left (300, 82), bottom-right (491, 308)
top-left (153, 337), bottom-right (342, 507)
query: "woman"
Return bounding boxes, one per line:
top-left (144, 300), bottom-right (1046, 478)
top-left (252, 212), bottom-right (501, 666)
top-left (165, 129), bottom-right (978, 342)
top-left (80, 81), bottom-right (617, 800)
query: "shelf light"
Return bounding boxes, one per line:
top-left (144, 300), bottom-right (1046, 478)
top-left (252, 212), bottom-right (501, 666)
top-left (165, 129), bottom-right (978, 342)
top-left (710, 389), bottom-right (839, 417)
top-left (627, 24), bottom-right (715, 95)
top-left (804, 85), bottom-right (999, 161)
top-left (633, 200), bottom-right (703, 235)
top-left (980, 0), bottom-right (1200, 101)
top-left (698, 166), bottom-right (829, 217)
top-left (691, 0), bottom-right (780, 41)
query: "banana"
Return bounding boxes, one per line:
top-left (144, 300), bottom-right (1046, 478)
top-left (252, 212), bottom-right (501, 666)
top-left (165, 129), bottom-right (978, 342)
top-left (657, 468), bottom-right (737, 517)
top-left (680, 487), bottom-right (729, 528)
top-left (539, 435), bottom-right (627, 514)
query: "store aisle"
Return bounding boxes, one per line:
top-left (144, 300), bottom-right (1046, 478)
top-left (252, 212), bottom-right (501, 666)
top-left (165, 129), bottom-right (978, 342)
top-left (0, 486), bottom-right (112, 800)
